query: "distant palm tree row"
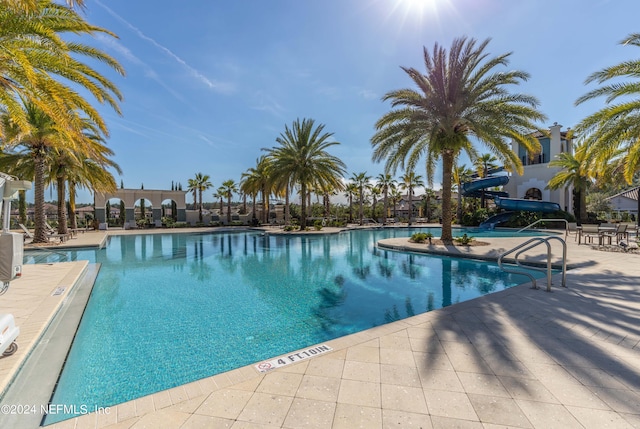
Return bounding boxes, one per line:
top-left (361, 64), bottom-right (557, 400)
top-left (0, 0), bottom-right (123, 243)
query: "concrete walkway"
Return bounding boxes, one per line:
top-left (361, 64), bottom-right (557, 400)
top-left (2, 228), bottom-right (640, 428)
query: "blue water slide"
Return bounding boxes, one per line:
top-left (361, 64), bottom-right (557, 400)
top-left (461, 175), bottom-right (509, 196)
top-left (479, 211), bottom-right (515, 229)
top-left (494, 197), bottom-right (561, 213)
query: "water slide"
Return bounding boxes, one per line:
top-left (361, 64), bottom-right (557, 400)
top-left (462, 175), bottom-right (509, 196)
top-left (462, 175), bottom-right (562, 228)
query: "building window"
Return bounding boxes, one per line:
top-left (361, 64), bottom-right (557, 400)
top-left (524, 188), bottom-right (542, 200)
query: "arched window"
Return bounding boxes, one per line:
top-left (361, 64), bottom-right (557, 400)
top-left (524, 188), bottom-right (542, 200)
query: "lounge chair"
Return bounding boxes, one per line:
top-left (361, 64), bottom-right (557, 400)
top-left (18, 223), bottom-right (33, 241)
top-left (20, 223), bottom-right (69, 243)
top-left (567, 222), bottom-right (579, 241)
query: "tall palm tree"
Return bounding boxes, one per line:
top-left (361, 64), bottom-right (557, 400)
top-left (422, 188), bottom-right (436, 221)
top-left (221, 179), bottom-right (238, 224)
top-left (214, 187), bottom-right (225, 218)
top-left (389, 185), bottom-right (402, 219)
top-left (575, 33), bottom-right (640, 185)
top-left (190, 172), bottom-right (211, 223)
top-left (266, 118), bottom-right (346, 229)
top-left (548, 143), bottom-right (591, 223)
top-left (351, 172), bottom-right (371, 225)
top-left (241, 156), bottom-right (272, 223)
top-left (0, 1), bottom-right (124, 140)
top-left (371, 37), bottom-right (545, 243)
top-left (474, 153), bottom-right (499, 178)
top-left (453, 163), bottom-right (475, 224)
top-left (47, 118), bottom-right (119, 234)
top-left (1, 102), bottom-right (66, 242)
top-left (376, 173), bottom-right (396, 224)
top-left (7, 0), bottom-right (86, 12)
top-left (399, 171), bottom-right (424, 226)
top-left (474, 153), bottom-right (500, 208)
top-left (344, 182), bottom-right (358, 224)
top-left (187, 179), bottom-right (198, 210)
top-left (370, 185), bottom-right (382, 222)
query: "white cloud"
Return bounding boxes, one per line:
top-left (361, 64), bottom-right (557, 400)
top-left (94, 0), bottom-right (235, 94)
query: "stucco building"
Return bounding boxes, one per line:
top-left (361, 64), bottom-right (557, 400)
top-left (502, 123), bottom-right (574, 214)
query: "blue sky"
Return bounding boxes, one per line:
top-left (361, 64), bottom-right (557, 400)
top-left (64, 0), bottom-right (637, 203)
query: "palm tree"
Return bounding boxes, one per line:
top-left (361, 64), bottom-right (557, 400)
top-left (371, 37), bottom-right (545, 243)
top-left (422, 188), bottom-right (436, 221)
top-left (575, 33), bottom-right (640, 185)
top-left (190, 173), bottom-right (211, 223)
top-left (351, 172), bottom-right (371, 225)
top-left (1, 102), bottom-right (66, 242)
top-left (474, 153), bottom-right (500, 208)
top-left (7, 0), bottom-right (86, 12)
top-left (344, 182), bottom-right (358, 224)
top-left (187, 179), bottom-right (198, 210)
top-left (266, 118), bottom-right (346, 230)
top-left (241, 156), bottom-right (272, 223)
top-left (370, 185), bottom-right (382, 222)
top-left (0, 2), bottom-right (124, 141)
top-left (389, 185), bottom-right (402, 219)
top-left (453, 163), bottom-right (475, 224)
top-left (399, 171), bottom-right (424, 226)
top-left (548, 143), bottom-right (591, 223)
top-left (376, 173), bottom-right (396, 223)
top-left (214, 187), bottom-right (225, 218)
top-left (221, 179), bottom-right (238, 224)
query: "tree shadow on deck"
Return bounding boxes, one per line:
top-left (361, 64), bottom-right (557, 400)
top-left (413, 267), bottom-right (640, 420)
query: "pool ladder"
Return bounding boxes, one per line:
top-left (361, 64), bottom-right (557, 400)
top-left (498, 236), bottom-right (567, 292)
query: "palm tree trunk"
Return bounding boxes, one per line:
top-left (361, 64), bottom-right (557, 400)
top-left (227, 195), bottom-right (231, 224)
top-left (441, 151), bottom-right (455, 243)
top-left (57, 175), bottom-right (68, 234)
top-left (251, 193), bottom-right (257, 222)
top-left (285, 186), bottom-right (290, 224)
top-left (456, 183), bottom-right (463, 224)
top-left (578, 186), bottom-right (587, 224)
top-left (33, 153), bottom-right (49, 243)
top-left (383, 189), bottom-right (388, 225)
top-left (359, 186), bottom-right (364, 225)
top-left (300, 183), bottom-right (307, 229)
top-left (407, 186), bottom-right (413, 226)
top-left (198, 189), bottom-right (203, 223)
top-left (69, 182), bottom-right (78, 230)
top-left (18, 190), bottom-right (27, 225)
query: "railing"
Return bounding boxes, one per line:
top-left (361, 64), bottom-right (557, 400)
top-left (517, 218), bottom-right (569, 238)
top-left (498, 236), bottom-right (567, 292)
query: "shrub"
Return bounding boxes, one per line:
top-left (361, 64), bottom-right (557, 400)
top-left (454, 233), bottom-right (474, 245)
top-left (314, 220), bottom-right (323, 231)
top-left (283, 225), bottom-right (296, 232)
top-left (410, 232), bottom-right (427, 243)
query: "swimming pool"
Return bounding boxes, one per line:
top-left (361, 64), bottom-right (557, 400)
top-left (40, 228), bottom-right (548, 423)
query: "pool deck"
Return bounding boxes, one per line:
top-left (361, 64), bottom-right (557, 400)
top-left (1, 227), bottom-right (640, 428)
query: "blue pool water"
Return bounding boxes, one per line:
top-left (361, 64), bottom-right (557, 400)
top-left (39, 228), bottom-right (547, 423)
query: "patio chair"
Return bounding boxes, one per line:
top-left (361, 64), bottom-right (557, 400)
top-left (579, 224), bottom-right (601, 245)
top-left (602, 223), bottom-right (628, 245)
top-left (567, 222), bottom-right (579, 241)
top-left (18, 223), bottom-right (33, 241)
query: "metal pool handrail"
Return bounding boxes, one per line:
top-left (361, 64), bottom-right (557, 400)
top-left (517, 218), bottom-right (569, 238)
top-left (498, 236), bottom-right (567, 292)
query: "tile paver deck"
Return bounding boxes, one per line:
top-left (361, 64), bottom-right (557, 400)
top-left (1, 227), bottom-right (639, 428)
